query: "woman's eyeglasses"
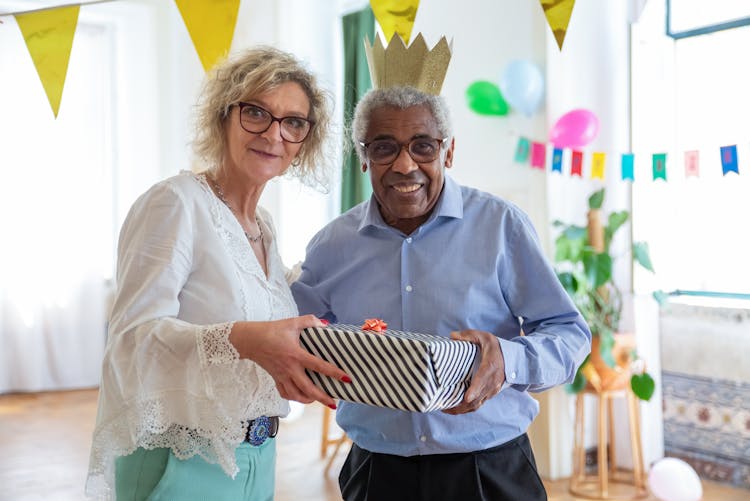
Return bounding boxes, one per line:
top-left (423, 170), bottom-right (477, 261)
top-left (236, 102), bottom-right (314, 143)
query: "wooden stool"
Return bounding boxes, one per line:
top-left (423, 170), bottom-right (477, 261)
top-left (321, 405), bottom-right (351, 474)
top-left (570, 385), bottom-right (648, 500)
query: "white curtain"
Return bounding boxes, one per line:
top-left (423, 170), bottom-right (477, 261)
top-left (0, 21), bottom-right (111, 392)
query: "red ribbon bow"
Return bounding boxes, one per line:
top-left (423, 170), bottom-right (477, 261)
top-left (362, 318), bottom-right (388, 332)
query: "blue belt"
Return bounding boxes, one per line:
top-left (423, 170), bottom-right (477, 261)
top-left (244, 416), bottom-right (279, 446)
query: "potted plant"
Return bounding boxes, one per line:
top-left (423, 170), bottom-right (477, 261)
top-left (553, 188), bottom-right (656, 401)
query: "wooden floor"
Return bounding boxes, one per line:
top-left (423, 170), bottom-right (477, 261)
top-left (1, 389), bottom-right (747, 500)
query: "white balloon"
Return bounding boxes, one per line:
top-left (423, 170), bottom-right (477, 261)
top-left (498, 60), bottom-right (544, 117)
top-left (648, 458), bottom-right (703, 501)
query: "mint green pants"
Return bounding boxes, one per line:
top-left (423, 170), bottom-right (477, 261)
top-left (114, 439), bottom-right (275, 501)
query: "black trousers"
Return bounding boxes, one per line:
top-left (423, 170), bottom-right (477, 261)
top-left (338, 433), bottom-right (547, 501)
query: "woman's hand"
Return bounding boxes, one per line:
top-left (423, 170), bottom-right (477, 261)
top-left (229, 315), bottom-right (350, 409)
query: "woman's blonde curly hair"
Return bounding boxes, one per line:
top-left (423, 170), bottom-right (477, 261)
top-left (193, 46), bottom-right (332, 188)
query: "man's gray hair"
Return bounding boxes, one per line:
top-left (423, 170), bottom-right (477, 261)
top-left (350, 86), bottom-right (453, 164)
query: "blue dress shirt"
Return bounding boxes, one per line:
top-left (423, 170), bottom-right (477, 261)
top-left (291, 176), bottom-right (591, 456)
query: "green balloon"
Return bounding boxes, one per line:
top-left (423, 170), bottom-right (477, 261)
top-left (465, 80), bottom-right (509, 116)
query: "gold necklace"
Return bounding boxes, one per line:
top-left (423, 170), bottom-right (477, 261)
top-left (209, 177), bottom-right (263, 243)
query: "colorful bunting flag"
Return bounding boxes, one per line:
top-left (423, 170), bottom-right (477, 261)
top-left (720, 145), bottom-right (739, 175)
top-left (684, 150), bottom-right (700, 177)
top-left (539, 0), bottom-right (576, 50)
top-left (15, 5), bottom-right (80, 118)
top-left (509, 135), bottom-right (744, 183)
top-left (174, 0), bottom-right (240, 72)
top-left (370, 0), bottom-right (420, 43)
top-left (552, 147), bottom-right (563, 172)
top-left (652, 153), bottom-right (667, 181)
top-left (591, 152), bottom-right (606, 179)
top-left (514, 137), bottom-right (531, 163)
top-left (621, 153), bottom-right (634, 181)
top-left (530, 142), bottom-right (546, 169)
top-left (571, 150), bottom-right (583, 177)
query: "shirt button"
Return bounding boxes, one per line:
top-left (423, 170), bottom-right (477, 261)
top-left (420, 435), bottom-right (427, 442)
top-left (510, 372), bottom-right (517, 379)
top-left (405, 285), bottom-right (413, 292)
top-left (406, 237), bottom-right (413, 243)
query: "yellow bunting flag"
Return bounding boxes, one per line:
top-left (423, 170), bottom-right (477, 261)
top-left (591, 152), bottom-right (606, 179)
top-left (174, 0), bottom-right (240, 72)
top-left (539, 0), bottom-right (576, 50)
top-left (15, 5), bottom-right (80, 118)
top-left (370, 0), bottom-right (420, 44)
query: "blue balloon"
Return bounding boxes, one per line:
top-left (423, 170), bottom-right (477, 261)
top-left (498, 60), bottom-right (544, 117)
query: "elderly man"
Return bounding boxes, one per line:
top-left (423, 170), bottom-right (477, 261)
top-left (291, 81), bottom-right (590, 500)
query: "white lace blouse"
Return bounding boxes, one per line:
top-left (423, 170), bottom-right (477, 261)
top-left (86, 171), bottom-right (297, 497)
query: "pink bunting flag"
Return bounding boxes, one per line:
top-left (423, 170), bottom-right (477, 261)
top-left (530, 142), bottom-right (546, 169)
top-left (684, 150), bottom-right (699, 177)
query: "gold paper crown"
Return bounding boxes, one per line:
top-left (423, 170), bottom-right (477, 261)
top-left (364, 33), bottom-right (452, 96)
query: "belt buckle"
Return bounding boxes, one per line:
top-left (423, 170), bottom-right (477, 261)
top-left (246, 416), bottom-right (278, 446)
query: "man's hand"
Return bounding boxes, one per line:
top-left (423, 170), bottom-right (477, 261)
top-left (443, 329), bottom-right (505, 415)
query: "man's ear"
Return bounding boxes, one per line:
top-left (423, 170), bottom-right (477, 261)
top-left (444, 137), bottom-right (455, 168)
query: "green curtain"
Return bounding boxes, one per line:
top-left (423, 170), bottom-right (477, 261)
top-left (340, 6), bottom-right (375, 213)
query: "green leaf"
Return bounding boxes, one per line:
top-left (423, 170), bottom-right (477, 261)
top-left (557, 272), bottom-right (578, 296)
top-left (588, 188), bottom-right (605, 209)
top-left (567, 367), bottom-right (587, 394)
top-left (555, 234), bottom-right (571, 262)
top-left (583, 252), bottom-right (612, 289)
top-left (563, 225), bottom-right (587, 240)
top-left (633, 241), bottom-right (655, 273)
top-left (652, 289), bottom-right (669, 305)
top-left (607, 211), bottom-right (629, 233)
top-left (598, 330), bottom-right (616, 367)
top-left (555, 225), bottom-right (586, 263)
top-left (567, 356), bottom-right (589, 394)
top-left (604, 211), bottom-right (629, 248)
top-left (631, 372), bottom-right (656, 401)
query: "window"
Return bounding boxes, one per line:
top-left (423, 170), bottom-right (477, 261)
top-left (631, 1), bottom-right (750, 295)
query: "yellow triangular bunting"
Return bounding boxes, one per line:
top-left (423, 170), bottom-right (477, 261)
top-left (540, 0), bottom-right (576, 50)
top-left (370, 0), bottom-right (420, 44)
top-left (15, 5), bottom-right (80, 118)
top-left (174, 0), bottom-right (240, 72)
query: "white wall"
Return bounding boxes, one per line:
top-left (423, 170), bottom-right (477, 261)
top-left (545, 0), bottom-right (665, 474)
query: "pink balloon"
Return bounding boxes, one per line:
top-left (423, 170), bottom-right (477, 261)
top-left (549, 109), bottom-right (599, 148)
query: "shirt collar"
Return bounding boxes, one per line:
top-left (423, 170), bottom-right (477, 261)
top-left (357, 175), bottom-right (464, 233)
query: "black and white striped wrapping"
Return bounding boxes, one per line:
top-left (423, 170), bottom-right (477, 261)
top-left (300, 324), bottom-right (479, 412)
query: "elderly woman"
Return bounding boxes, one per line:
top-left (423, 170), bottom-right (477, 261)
top-left (86, 47), bottom-right (350, 500)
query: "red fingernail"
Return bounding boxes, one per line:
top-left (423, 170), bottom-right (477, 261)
top-left (341, 375), bottom-right (352, 383)
top-left (328, 403), bottom-right (337, 410)
top-left (320, 319), bottom-right (329, 325)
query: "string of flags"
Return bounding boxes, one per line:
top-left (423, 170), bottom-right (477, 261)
top-left (0, 0), bottom-right (240, 117)
top-left (513, 136), bottom-right (742, 181)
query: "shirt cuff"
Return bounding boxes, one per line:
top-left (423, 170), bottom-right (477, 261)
top-left (497, 337), bottom-right (528, 389)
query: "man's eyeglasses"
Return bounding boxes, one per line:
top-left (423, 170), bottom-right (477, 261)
top-left (359, 137), bottom-right (449, 165)
top-left (236, 102), bottom-right (314, 143)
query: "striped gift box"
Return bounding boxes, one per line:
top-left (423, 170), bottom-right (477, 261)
top-left (300, 324), bottom-right (479, 412)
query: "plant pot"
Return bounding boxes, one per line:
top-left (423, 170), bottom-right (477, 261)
top-left (584, 333), bottom-right (635, 392)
